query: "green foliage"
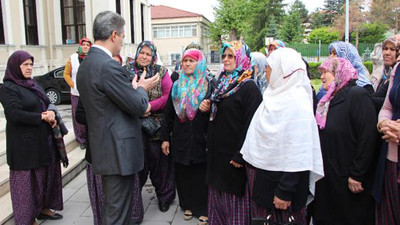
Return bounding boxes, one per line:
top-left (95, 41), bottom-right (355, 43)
top-left (278, 12), bottom-right (304, 43)
top-left (266, 15), bottom-right (279, 38)
top-left (309, 11), bottom-right (329, 29)
top-left (350, 23), bottom-right (389, 44)
top-left (311, 78), bottom-right (322, 91)
top-left (363, 61), bottom-right (373, 74)
top-left (259, 47), bottom-right (267, 55)
top-left (289, 0), bottom-right (308, 23)
top-left (307, 27), bottom-right (339, 44)
top-left (308, 62), bottom-right (322, 79)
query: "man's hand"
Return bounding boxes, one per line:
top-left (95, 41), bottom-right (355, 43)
top-left (143, 104), bottom-right (152, 117)
top-left (230, 160), bottom-right (243, 168)
top-left (138, 72), bottom-right (160, 91)
top-left (348, 177), bottom-right (364, 193)
top-left (273, 196), bottom-right (291, 210)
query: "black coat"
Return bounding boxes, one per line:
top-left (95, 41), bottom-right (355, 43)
top-left (160, 93), bottom-right (209, 165)
top-left (313, 83), bottom-right (378, 225)
top-left (75, 98), bottom-right (92, 164)
top-left (0, 81), bottom-right (56, 170)
top-left (372, 80), bottom-right (389, 112)
top-left (206, 80), bottom-right (262, 196)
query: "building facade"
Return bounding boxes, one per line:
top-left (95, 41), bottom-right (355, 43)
top-left (0, 0), bottom-right (152, 79)
top-left (151, 5), bottom-right (214, 66)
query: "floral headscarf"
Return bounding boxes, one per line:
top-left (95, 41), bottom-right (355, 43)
top-left (329, 41), bottom-right (371, 87)
top-left (77, 37), bottom-right (92, 61)
top-left (316, 58), bottom-right (358, 129)
top-left (133, 41), bottom-right (158, 77)
top-left (210, 40), bottom-right (252, 121)
top-left (4, 51), bottom-right (50, 109)
top-left (171, 49), bottom-right (208, 122)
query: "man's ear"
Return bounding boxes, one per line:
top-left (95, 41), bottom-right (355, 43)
top-left (111, 31), bottom-right (118, 42)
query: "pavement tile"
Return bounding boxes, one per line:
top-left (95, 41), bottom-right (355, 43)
top-left (142, 204), bottom-right (178, 222)
top-left (172, 209), bottom-right (200, 225)
top-left (64, 171), bottom-right (86, 189)
top-left (62, 188), bottom-right (79, 203)
top-left (69, 185), bottom-right (90, 203)
top-left (40, 202), bottom-right (90, 225)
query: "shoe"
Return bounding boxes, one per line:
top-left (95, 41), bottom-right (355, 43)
top-left (37, 212), bottom-right (63, 220)
top-left (198, 216), bottom-right (209, 225)
top-left (79, 143), bottom-right (86, 149)
top-left (183, 210), bottom-right (193, 220)
top-left (159, 202), bottom-right (170, 212)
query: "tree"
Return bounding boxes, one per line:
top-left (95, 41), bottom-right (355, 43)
top-left (309, 10), bottom-right (329, 29)
top-left (350, 22), bottom-right (389, 43)
top-left (209, 0), bottom-right (252, 42)
top-left (369, 0), bottom-right (400, 33)
top-left (278, 12), bottom-right (304, 43)
top-left (307, 27), bottom-right (339, 44)
top-left (321, 0), bottom-right (345, 26)
top-left (289, 0), bottom-right (309, 23)
top-left (266, 15), bottom-right (279, 38)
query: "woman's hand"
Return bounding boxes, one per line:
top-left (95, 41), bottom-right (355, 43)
top-left (41, 111), bottom-right (57, 128)
top-left (229, 160), bottom-right (243, 168)
top-left (273, 196), bottom-right (291, 210)
top-left (142, 104), bottom-right (152, 117)
top-left (161, 141), bottom-right (170, 156)
top-left (199, 99), bottom-right (211, 112)
top-left (348, 177), bottom-right (364, 193)
top-left (379, 119), bottom-right (400, 143)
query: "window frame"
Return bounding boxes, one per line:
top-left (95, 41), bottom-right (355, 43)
top-left (60, 0), bottom-right (86, 44)
top-left (23, 0), bottom-right (39, 45)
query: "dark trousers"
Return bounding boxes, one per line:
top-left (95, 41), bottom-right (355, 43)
top-left (101, 174), bottom-right (135, 225)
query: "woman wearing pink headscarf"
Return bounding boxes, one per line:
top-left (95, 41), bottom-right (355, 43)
top-left (312, 57), bottom-right (377, 225)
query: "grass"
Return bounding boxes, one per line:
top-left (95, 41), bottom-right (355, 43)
top-left (311, 79), bottom-right (322, 91)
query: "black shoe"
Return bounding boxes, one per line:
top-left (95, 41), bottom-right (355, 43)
top-left (37, 212), bottom-right (63, 220)
top-left (159, 202), bottom-right (170, 212)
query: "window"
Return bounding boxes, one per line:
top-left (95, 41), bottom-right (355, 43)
top-left (23, 0), bottom-right (38, 45)
top-left (0, 2), bottom-right (4, 44)
top-left (130, 0), bottom-right (135, 43)
top-left (116, 0), bottom-right (121, 15)
top-left (61, 0), bottom-right (86, 44)
top-left (153, 24), bottom-right (197, 38)
top-left (169, 53), bottom-right (181, 65)
top-left (141, 4), bottom-right (145, 41)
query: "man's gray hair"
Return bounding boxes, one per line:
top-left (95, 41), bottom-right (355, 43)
top-left (93, 11), bottom-right (125, 41)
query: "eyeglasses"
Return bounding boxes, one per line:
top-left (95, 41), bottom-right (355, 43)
top-left (222, 53), bottom-right (235, 60)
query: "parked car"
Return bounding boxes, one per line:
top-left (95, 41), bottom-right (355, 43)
top-left (34, 66), bottom-right (70, 105)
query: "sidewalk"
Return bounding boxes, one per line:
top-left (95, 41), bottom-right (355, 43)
top-left (40, 169), bottom-right (198, 225)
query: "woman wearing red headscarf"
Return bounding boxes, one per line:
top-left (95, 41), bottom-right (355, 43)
top-left (63, 37), bottom-right (92, 149)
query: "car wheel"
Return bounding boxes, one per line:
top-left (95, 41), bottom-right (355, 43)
top-left (46, 88), bottom-right (61, 105)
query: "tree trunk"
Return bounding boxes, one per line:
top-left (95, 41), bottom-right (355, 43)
top-left (230, 29), bottom-right (238, 41)
top-left (395, 12), bottom-right (398, 34)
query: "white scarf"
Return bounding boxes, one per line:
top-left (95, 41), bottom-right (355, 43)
top-left (240, 48), bottom-right (324, 196)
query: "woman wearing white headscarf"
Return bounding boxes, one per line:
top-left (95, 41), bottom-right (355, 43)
top-left (241, 48), bottom-right (324, 224)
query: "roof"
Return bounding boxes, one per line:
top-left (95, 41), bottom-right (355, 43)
top-left (151, 5), bottom-right (203, 19)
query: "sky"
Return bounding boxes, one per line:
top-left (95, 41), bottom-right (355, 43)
top-left (149, 0), bottom-right (326, 22)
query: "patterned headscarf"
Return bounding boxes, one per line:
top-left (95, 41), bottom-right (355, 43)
top-left (316, 58), bottom-right (358, 129)
top-left (77, 37), bottom-right (92, 61)
top-left (3, 51), bottom-right (50, 109)
top-left (250, 52), bottom-right (268, 92)
top-left (171, 49), bottom-right (208, 122)
top-left (210, 40), bottom-right (252, 121)
top-left (134, 41), bottom-right (158, 77)
top-left (383, 34), bottom-right (400, 59)
top-left (329, 41), bottom-right (371, 87)
top-left (269, 40), bottom-right (285, 49)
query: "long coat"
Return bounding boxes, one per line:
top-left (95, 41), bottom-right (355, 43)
top-left (77, 47), bottom-right (149, 176)
top-left (313, 83), bottom-right (378, 225)
top-left (0, 81), bottom-right (56, 170)
top-left (206, 80), bottom-right (262, 196)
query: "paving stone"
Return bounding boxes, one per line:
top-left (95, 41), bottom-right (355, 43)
top-left (142, 204), bottom-right (178, 222)
top-left (62, 188), bottom-right (79, 203)
top-left (40, 202), bottom-right (90, 225)
top-left (64, 170), bottom-right (86, 189)
top-left (81, 206), bottom-right (93, 217)
top-left (172, 209), bottom-right (200, 225)
top-left (69, 185), bottom-right (90, 203)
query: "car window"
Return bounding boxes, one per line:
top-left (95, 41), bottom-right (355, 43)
top-left (54, 69), bottom-right (64, 79)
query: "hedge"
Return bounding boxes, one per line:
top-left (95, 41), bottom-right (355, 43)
top-left (308, 61), bottom-right (373, 80)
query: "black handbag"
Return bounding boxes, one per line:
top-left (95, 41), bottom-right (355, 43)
top-left (141, 116), bottom-right (161, 136)
top-left (53, 124), bottom-right (69, 168)
top-left (251, 212), bottom-right (297, 225)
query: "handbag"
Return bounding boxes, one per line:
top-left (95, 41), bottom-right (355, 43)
top-left (53, 124), bottom-right (69, 168)
top-left (251, 210), bottom-right (297, 225)
top-left (141, 116), bottom-right (161, 136)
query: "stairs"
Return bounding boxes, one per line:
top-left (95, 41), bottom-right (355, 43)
top-left (0, 108), bottom-right (86, 225)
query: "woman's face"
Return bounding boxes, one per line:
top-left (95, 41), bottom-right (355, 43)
top-left (182, 56), bottom-right (197, 75)
top-left (383, 42), bottom-right (397, 66)
top-left (137, 45), bottom-right (153, 67)
top-left (81, 41), bottom-right (91, 54)
top-left (222, 48), bottom-right (236, 72)
top-left (320, 70), bottom-right (335, 90)
top-left (265, 65), bottom-right (272, 83)
top-left (268, 45), bottom-right (277, 56)
top-left (329, 48), bottom-right (337, 58)
top-left (20, 58), bottom-right (33, 79)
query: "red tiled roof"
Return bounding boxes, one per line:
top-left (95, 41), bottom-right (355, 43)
top-left (151, 5), bottom-right (202, 19)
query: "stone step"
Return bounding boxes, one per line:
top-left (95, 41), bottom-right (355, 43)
top-left (0, 131), bottom-right (77, 199)
top-left (0, 145), bottom-right (86, 225)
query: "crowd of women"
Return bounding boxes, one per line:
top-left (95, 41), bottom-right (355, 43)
top-left (1, 32), bottom-right (400, 225)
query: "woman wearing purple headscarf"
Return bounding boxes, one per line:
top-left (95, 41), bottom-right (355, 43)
top-left (0, 51), bottom-right (64, 225)
top-left (312, 57), bottom-right (377, 225)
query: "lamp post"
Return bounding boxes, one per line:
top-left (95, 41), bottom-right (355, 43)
top-left (345, 0), bottom-right (349, 42)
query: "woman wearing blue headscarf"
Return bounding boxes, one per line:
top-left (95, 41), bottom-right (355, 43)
top-left (329, 41), bottom-right (374, 93)
top-left (250, 52), bottom-right (268, 93)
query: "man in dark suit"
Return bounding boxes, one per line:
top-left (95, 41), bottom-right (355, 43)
top-left (77, 11), bottom-right (158, 225)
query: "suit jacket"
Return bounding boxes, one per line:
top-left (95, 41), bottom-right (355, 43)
top-left (0, 81), bottom-right (56, 170)
top-left (77, 47), bottom-right (149, 176)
